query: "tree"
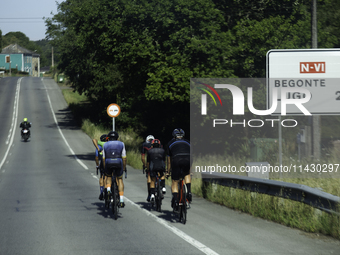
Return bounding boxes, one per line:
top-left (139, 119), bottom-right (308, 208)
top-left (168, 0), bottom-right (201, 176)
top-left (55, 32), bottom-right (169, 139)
top-left (0, 30), bottom-right (2, 50)
top-left (45, 0), bottom-right (340, 153)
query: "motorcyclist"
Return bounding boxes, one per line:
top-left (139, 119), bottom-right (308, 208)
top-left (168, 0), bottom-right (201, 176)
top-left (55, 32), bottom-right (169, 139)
top-left (20, 118), bottom-right (31, 139)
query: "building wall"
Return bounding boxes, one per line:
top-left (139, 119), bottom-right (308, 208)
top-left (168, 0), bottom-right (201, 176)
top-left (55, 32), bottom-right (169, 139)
top-left (0, 53), bottom-right (40, 76)
top-left (0, 54), bottom-right (24, 71)
top-left (24, 55), bottom-right (32, 75)
top-left (32, 56), bottom-right (40, 77)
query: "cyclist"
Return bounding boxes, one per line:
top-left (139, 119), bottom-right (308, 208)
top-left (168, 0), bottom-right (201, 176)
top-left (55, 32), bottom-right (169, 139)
top-left (141, 135), bottom-right (154, 202)
top-left (93, 134), bottom-right (107, 200)
top-left (103, 131), bottom-right (127, 208)
top-left (147, 139), bottom-right (166, 203)
top-left (20, 118), bottom-right (31, 138)
top-left (166, 128), bottom-right (192, 211)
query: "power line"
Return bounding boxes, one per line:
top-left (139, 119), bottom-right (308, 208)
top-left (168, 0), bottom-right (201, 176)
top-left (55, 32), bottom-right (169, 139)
top-left (0, 18), bottom-right (46, 19)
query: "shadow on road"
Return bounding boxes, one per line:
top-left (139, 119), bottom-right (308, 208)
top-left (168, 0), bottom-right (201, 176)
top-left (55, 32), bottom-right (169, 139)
top-left (91, 202), bottom-right (123, 220)
top-left (66, 152), bottom-right (94, 162)
top-left (45, 107), bottom-right (81, 131)
top-left (135, 201), bottom-right (177, 223)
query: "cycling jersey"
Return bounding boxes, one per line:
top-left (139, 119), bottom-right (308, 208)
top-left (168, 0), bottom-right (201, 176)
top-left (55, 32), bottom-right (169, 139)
top-left (167, 138), bottom-right (191, 180)
top-left (140, 141), bottom-right (152, 155)
top-left (98, 140), bottom-right (106, 149)
top-left (95, 145), bottom-right (103, 157)
top-left (103, 140), bottom-right (126, 177)
top-left (147, 147), bottom-right (166, 177)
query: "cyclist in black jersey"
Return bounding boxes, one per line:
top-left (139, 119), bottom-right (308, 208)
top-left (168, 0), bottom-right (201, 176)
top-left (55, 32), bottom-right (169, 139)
top-left (141, 135), bottom-right (154, 202)
top-left (147, 139), bottom-right (166, 203)
top-left (166, 128), bottom-right (192, 210)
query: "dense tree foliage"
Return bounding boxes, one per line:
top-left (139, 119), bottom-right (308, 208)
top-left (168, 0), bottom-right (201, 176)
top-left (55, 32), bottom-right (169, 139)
top-left (34, 39), bottom-right (57, 67)
top-left (45, 0), bottom-right (340, 153)
top-left (0, 30), bottom-right (2, 50)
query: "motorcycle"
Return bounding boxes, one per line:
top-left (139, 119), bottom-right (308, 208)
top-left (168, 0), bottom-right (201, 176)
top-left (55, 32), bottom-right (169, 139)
top-left (21, 129), bottom-right (30, 142)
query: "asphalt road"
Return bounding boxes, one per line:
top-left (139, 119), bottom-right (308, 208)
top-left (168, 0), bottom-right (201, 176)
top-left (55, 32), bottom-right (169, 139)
top-left (0, 77), bottom-right (339, 255)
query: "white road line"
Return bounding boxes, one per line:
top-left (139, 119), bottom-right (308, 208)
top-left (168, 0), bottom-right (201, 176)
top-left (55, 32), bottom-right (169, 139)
top-left (125, 196), bottom-right (220, 255)
top-left (1, 78), bottom-right (22, 170)
top-left (42, 78), bottom-right (88, 170)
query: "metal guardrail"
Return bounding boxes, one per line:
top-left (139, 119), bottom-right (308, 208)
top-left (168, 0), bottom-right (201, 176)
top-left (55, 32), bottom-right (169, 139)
top-left (201, 172), bottom-right (340, 215)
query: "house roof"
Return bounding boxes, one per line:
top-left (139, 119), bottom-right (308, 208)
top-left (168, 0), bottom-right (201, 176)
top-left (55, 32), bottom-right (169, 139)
top-left (1, 43), bottom-right (38, 56)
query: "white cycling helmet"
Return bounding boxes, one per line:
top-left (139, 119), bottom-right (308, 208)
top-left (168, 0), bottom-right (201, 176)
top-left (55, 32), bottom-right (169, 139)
top-left (146, 135), bottom-right (155, 143)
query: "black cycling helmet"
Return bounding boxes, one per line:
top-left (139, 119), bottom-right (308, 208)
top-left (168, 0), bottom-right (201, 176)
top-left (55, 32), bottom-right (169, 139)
top-left (151, 139), bottom-right (161, 148)
top-left (108, 131), bottom-right (119, 140)
top-left (172, 128), bottom-right (185, 139)
top-left (100, 134), bottom-right (107, 142)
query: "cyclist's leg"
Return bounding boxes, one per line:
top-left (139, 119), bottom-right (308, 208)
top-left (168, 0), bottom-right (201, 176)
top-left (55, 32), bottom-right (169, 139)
top-left (98, 171), bottom-right (105, 200)
top-left (115, 164), bottom-right (125, 207)
top-left (95, 155), bottom-right (104, 199)
top-left (171, 164), bottom-right (180, 209)
top-left (146, 171), bottom-right (151, 201)
top-left (180, 156), bottom-right (192, 202)
top-left (149, 167), bottom-right (156, 202)
top-left (105, 163), bottom-right (113, 193)
top-left (184, 172), bottom-right (192, 202)
top-left (159, 171), bottom-right (166, 194)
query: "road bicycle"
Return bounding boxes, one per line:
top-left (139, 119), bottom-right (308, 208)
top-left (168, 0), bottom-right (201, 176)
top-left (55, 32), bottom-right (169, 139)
top-left (170, 170), bottom-right (187, 224)
top-left (105, 167), bottom-right (126, 220)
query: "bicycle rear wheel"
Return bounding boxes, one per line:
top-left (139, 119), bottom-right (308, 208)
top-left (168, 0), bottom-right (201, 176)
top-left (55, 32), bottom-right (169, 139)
top-left (112, 182), bottom-right (118, 220)
top-left (181, 184), bottom-right (187, 224)
top-left (156, 178), bottom-right (162, 212)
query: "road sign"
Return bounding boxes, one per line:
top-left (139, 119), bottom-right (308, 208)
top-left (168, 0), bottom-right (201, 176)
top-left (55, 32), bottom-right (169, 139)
top-left (107, 103), bottom-right (121, 118)
top-left (266, 49), bottom-right (340, 115)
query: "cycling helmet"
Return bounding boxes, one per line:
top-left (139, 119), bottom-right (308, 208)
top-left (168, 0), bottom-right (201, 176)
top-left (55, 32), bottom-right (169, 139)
top-left (100, 134), bottom-right (107, 142)
top-left (172, 128), bottom-right (185, 139)
top-left (146, 135), bottom-right (155, 143)
top-left (23, 118), bottom-right (28, 122)
top-left (108, 131), bottom-right (119, 140)
top-left (151, 139), bottom-right (161, 147)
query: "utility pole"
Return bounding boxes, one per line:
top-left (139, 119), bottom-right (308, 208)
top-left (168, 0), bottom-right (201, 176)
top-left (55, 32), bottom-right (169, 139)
top-left (311, 0), bottom-right (321, 159)
top-left (52, 47), bottom-right (54, 67)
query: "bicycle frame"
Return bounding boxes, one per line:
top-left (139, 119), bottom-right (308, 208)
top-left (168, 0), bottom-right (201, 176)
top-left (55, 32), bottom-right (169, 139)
top-left (153, 172), bottom-right (162, 212)
top-left (104, 170), bottom-right (121, 220)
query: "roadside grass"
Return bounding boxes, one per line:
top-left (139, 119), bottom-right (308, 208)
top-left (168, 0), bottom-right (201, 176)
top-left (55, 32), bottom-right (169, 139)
top-left (61, 86), bottom-right (340, 240)
top-left (191, 154), bottom-right (340, 239)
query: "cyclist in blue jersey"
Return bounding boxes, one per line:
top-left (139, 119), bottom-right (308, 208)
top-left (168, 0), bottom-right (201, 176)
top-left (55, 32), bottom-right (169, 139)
top-left (141, 135), bottom-right (154, 201)
top-left (166, 128), bottom-right (192, 210)
top-left (103, 131), bottom-right (127, 208)
top-left (93, 134), bottom-right (107, 200)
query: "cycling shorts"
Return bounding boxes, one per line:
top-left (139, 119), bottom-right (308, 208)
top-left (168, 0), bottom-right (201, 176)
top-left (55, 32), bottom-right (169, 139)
top-left (105, 158), bottom-right (123, 178)
top-left (149, 160), bottom-right (165, 178)
top-left (171, 155), bottom-right (191, 180)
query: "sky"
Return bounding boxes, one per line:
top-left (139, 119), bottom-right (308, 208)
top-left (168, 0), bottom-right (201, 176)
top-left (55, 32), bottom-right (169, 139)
top-left (0, 0), bottom-right (59, 41)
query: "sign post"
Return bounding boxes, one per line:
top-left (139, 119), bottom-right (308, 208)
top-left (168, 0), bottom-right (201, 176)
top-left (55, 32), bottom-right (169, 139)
top-left (267, 48), bottom-right (340, 162)
top-left (107, 103), bottom-right (121, 131)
